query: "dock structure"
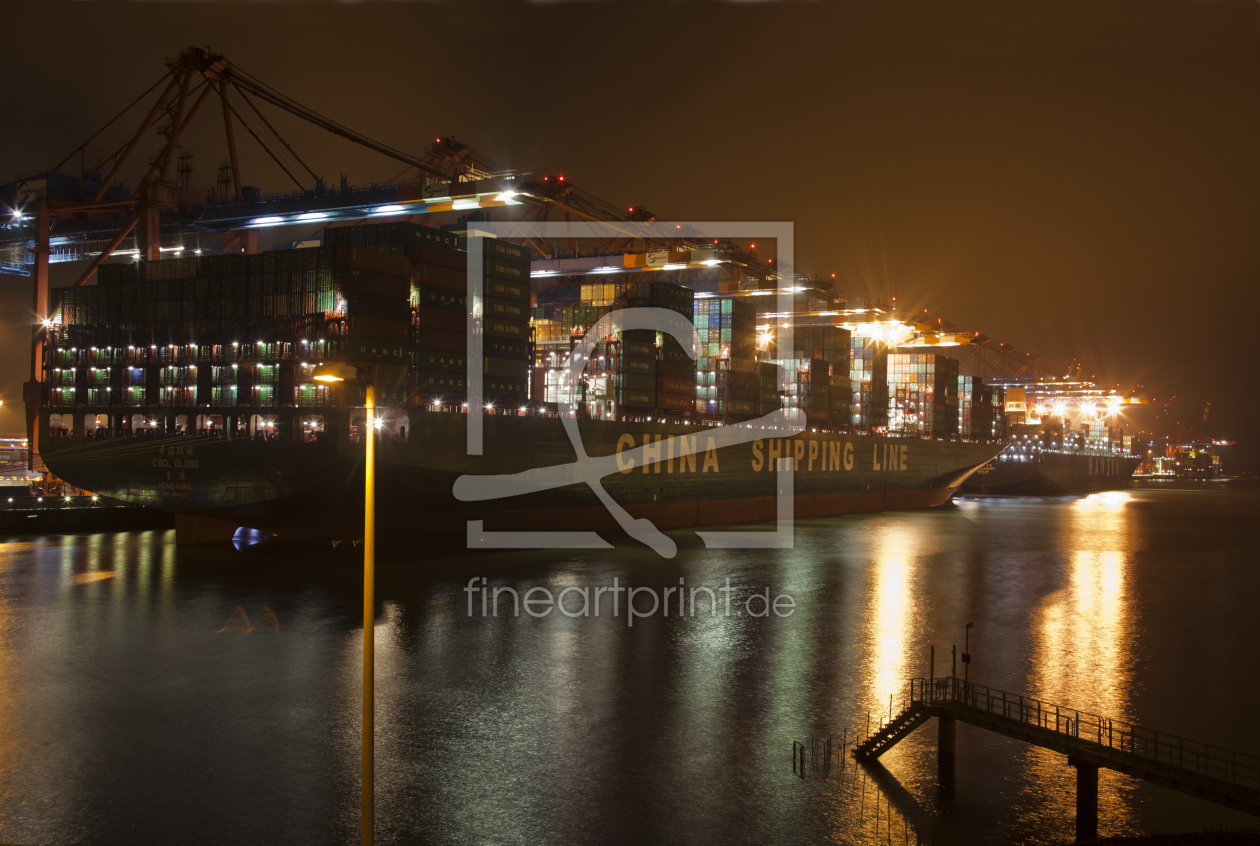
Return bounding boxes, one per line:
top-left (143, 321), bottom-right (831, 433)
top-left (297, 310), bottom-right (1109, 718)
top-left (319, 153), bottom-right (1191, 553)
top-left (853, 677), bottom-right (1260, 842)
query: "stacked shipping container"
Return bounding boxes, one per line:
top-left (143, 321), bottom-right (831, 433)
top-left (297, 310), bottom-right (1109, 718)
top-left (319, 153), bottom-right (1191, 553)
top-left (958, 376), bottom-right (1006, 441)
top-left (887, 353), bottom-right (959, 437)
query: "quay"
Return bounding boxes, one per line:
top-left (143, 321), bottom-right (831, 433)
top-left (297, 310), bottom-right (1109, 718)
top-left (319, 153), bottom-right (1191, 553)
top-left (0, 495), bottom-right (173, 535)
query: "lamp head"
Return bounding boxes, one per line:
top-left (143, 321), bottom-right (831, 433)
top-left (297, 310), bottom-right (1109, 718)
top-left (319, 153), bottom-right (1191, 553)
top-left (312, 362), bottom-right (363, 383)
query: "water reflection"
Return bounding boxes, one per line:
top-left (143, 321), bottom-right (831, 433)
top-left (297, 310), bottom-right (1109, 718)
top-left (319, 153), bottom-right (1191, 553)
top-left (1035, 491), bottom-right (1138, 716)
top-left (1016, 491), bottom-right (1140, 840)
top-left (866, 530), bottom-right (914, 717)
top-left (0, 486), bottom-right (1256, 845)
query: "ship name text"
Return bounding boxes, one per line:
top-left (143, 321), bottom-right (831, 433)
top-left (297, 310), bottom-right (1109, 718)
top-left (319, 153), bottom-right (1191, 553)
top-left (613, 435), bottom-right (910, 474)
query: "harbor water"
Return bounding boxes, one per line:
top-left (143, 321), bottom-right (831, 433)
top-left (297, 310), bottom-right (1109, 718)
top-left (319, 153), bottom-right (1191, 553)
top-left (0, 482), bottom-right (1256, 844)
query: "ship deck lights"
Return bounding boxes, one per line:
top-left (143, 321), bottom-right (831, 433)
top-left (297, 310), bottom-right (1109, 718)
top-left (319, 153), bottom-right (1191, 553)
top-left (312, 362), bottom-right (362, 383)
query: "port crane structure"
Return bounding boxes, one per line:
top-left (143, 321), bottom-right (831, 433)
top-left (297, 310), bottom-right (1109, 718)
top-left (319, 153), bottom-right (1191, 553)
top-left (1, 46), bottom-right (1130, 461)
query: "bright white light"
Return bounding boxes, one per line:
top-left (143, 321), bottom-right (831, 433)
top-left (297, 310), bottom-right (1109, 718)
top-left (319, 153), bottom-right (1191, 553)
top-left (453, 199), bottom-right (480, 210)
top-left (661, 264), bottom-right (686, 271)
top-left (494, 191), bottom-right (520, 204)
top-left (702, 259), bottom-right (721, 266)
top-left (296, 212), bottom-right (328, 221)
top-left (251, 216), bottom-right (284, 225)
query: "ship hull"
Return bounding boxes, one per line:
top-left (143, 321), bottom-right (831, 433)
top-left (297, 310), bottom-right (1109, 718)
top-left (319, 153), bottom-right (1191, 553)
top-left (39, 407), bottom-right (1002, 539)
top-left (961, 449), bottom-right (1142, 495)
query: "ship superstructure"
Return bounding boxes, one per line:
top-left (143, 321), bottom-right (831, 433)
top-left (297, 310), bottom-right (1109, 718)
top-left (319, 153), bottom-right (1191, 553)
top-left (961, 378), bottom-right (1146, 495)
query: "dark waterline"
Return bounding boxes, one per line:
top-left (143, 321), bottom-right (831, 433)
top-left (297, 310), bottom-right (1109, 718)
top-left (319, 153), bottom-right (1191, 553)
top-left (0, 482), bottom-right (1256, 845)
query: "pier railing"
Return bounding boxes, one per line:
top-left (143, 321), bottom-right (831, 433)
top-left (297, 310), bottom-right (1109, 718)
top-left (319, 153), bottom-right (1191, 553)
top-left (905, 677), bottom-right (1260, 794)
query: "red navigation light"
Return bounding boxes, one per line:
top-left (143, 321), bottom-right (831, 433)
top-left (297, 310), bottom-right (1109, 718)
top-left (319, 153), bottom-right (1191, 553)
top-left (558, 175), bottom-right (565, 181)
top-left (831, 273), bottom-right (836, 278)
top-left (543, 176), bottom-right (548, 181)
top-left (750, 243), bottom-right (755, 248)
top-left (435, 138), bottom-right (441, 143)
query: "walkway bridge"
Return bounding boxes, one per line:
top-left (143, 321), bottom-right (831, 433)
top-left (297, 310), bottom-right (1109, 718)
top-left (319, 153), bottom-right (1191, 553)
top-left (853, 677), bottom-right (1259, 840)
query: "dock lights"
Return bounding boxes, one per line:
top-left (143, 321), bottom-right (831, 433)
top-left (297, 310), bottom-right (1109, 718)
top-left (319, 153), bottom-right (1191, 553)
top-left (41, 318), bottom-right (52, 329)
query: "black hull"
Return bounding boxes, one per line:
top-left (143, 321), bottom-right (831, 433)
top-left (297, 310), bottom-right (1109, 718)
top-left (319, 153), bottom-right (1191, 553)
top-left (961, 450), bottom-right (1142, 495)
top-left (40, 407), bottom-right (1003, 540)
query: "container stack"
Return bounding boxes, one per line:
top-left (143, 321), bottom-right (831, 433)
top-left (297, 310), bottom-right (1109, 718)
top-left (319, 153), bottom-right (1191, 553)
top-left (691, 296), bottom-right (757, 420)
top-left (542, 278), bottom-right (696, 420)
top-left (691, 295), bottom-right (753, 366)
top-left (886, 353), bottom-right (959, 437)
top-left (849, 336), bottom-right (888, 429)
top-left (334, 246), bottom-right (411, 409)
top-left (782, 358), bottom-right (834, 425)
top-left (657, 332), bottom-right (695, 417)
top-left (326, 220), bottom-right (454, 255)
top-left (613, 331), bottom-right (658, 415)
top-left (478, 237), bottom-right (533, 406)
top-left (958, 377), bottom-right (1005, 441)
top-left (757, 362), bottom-right (783, 416)
top-left (758, 325), bottom-right (851, 427)
top-left (409, 236), bottom-right (469, 404)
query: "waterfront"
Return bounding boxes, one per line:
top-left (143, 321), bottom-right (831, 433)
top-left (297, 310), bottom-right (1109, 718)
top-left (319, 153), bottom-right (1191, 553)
top-left (0, 482), bottom-right (1255, 845)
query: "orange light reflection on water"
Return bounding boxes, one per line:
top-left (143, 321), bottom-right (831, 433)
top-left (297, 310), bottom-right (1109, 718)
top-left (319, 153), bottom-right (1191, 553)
top-left (1025, 490), bottom-right (1141, 838)
top-left (863, 526), bottom-right (919, 720)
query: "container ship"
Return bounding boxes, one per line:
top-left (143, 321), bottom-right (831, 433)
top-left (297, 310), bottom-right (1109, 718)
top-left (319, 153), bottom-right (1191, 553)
top-left (961, 381), bottom-right (1144, 495)
top-left (32, 221), bottom-right (1005, 545)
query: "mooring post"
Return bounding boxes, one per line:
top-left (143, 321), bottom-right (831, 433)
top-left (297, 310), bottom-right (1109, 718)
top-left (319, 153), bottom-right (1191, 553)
top-left (938, 713), bottom-right (956, 787)
top-left (1070, 757), bottom-right (1099, 842)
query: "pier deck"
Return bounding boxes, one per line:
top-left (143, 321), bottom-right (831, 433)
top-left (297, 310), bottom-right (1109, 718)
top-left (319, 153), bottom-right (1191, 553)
top-left (852, 677), bottom-right (1259, 839)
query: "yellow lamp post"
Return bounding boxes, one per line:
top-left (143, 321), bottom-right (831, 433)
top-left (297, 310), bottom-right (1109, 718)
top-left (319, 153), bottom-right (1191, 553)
top-left (314, 362), bottom-right (376, 845)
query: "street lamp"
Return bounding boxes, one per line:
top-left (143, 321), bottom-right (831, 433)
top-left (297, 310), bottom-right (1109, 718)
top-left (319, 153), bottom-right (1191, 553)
top-left (313, 361), bottom-right (376, 845)
top-left (963, 622), bottom-right (974, 692)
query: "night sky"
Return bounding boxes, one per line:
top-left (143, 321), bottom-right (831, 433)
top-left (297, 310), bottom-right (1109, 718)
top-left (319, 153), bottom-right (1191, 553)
top-left (2, 1), bottom-right (1257, 468)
